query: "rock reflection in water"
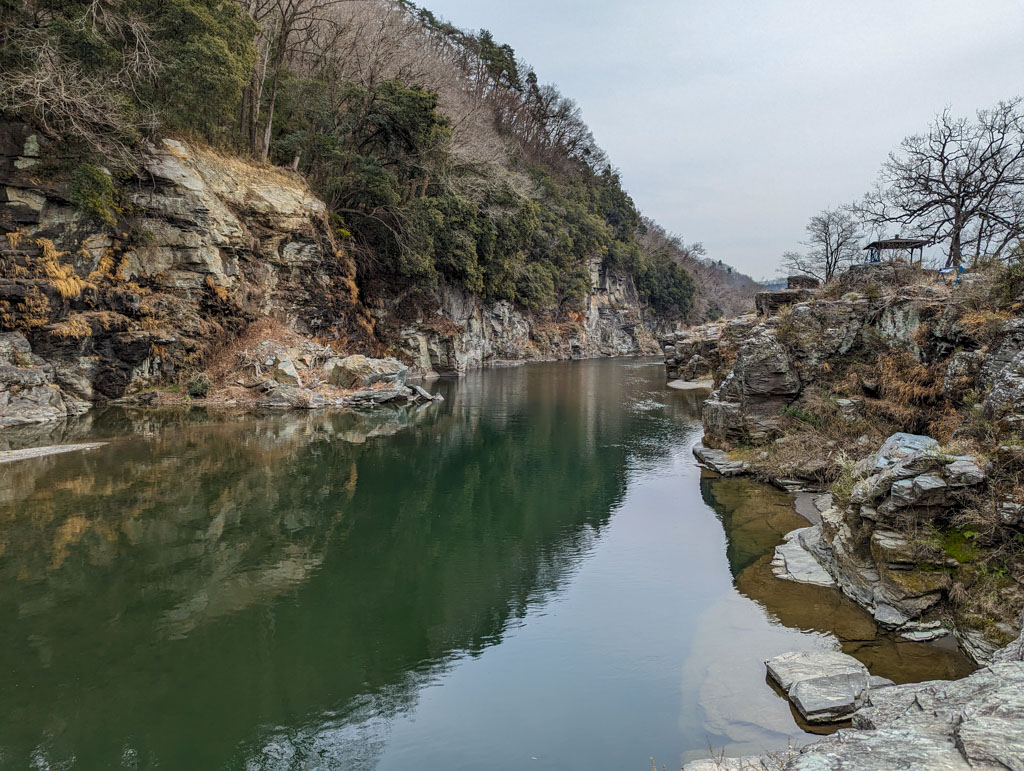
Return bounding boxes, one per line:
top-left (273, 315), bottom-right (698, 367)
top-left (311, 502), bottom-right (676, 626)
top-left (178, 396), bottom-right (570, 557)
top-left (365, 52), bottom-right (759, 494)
top-left (0, 361), bottom-right (669, 769)
top-left (0, 361), bottom-right (982, 770)
top-left (685, 472), bottom-right (976, 757)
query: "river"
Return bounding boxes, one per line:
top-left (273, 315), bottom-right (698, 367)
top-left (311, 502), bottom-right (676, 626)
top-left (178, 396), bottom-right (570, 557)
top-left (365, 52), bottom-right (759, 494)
top-left (0, 357), bottom-right (973, 769)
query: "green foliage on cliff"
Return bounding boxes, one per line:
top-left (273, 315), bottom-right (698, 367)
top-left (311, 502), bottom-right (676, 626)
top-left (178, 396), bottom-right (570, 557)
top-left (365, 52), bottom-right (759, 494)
top-left (0, 0), bottom-right (254, 158)
top-left (1, 0), bottom-right (702, 319)
top-left (68, 163), bottom-right (123, 228)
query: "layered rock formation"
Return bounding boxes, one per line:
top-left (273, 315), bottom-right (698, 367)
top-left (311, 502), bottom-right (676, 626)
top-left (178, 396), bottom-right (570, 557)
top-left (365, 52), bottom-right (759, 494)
top-left (680, 269), bottom-right (1024, 661)
top-left (2, 124), bottom-right (368, 414)
top-left (0, 331), bottom-right (88, 427)
top-left (660, 314), bottom-right (755, 382)
top-left (384, 260), bottom-right (660, 378)
top-left (1, 123), bottom-right (664, 425)
top-left (671, 277), bottom-right (979, 449)
top-left (775, 433), bottom-right (999, 652)
top-left (765, 650), bottom-right (891, 724)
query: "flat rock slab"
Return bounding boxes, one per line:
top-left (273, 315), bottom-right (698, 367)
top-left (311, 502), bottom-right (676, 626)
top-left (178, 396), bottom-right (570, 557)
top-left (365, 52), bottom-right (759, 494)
top-left (0, 442), bottom-right (107, 465)
top-left (766, 650), bottom-right (867, 692)
top-left (766, 650), bottom-right (870, 724)
top-left (790, 671), bottom-right (870, 723)
top-left (771, 528), bottom-right (836, 587)
top-left (667, 379), bottom-right (714, 391)
top-left (693, 443), bottom-right (749, 476)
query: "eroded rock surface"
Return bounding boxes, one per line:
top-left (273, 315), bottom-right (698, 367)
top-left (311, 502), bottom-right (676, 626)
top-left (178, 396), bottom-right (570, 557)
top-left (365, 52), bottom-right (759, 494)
top-left (328, 355), bottom-right (408, 389)
top-left (389, 265), bottom-right (661, 378)
top-left (686, 624), bottom-right (1024, 770)
top-left (0, 332), bottom-right (88, 427)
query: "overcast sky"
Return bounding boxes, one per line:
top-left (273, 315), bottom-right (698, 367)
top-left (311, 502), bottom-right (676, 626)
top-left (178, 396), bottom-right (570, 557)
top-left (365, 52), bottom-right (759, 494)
top-left (424, 0), bottom-right (1024, 279)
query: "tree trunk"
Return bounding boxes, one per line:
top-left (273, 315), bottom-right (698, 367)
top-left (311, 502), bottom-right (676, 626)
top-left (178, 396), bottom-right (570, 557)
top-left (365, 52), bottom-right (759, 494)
top-left (259, 65), bottom-right (280, 163)
top-left (948, 225), bottom-right (962, 267)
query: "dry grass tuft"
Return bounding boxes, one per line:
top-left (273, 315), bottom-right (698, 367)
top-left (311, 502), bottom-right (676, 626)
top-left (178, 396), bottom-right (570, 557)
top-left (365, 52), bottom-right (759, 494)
top-left (204, 274), bottom-right (231, 302)
top-left (48, 314), bottom-right (92, 339)
top-left (877, 351), bottom-right (944, 407)
top-left (958, 309), bottom-right (1014, 346)
top-left (33, 238), bottom-right (91, 299)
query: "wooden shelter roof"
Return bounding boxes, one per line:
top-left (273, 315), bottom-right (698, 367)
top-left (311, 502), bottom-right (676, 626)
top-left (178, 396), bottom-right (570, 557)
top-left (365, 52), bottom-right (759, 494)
top-left (863, 238), bottom-right (931, 250)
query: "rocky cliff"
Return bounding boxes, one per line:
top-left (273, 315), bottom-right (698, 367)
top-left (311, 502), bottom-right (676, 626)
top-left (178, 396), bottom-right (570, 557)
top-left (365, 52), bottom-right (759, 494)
top-left (1, 123), bottom-right (368, 411)
top-left (380, 258), bottom-right (659, 378)
top-left (669, 264), bottom-right (1024, 660)
top-left (0, 124), bottom-right (660, 425)
top-left (678, 265), bottom-right (1024, 770)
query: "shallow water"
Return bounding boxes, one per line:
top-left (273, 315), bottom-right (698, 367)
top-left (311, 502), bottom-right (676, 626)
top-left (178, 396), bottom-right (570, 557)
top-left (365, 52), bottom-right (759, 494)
top-left (0, 358), bottom-right (973, 769)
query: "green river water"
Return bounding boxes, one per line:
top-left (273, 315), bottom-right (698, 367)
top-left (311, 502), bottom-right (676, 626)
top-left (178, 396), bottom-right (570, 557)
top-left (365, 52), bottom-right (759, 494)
top-left (0, 358), bottom-right (973, 769)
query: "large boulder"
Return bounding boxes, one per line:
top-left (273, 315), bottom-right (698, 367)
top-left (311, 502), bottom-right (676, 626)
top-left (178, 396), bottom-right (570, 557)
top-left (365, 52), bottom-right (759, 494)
top-left (328, 355), bottom-right (408, 389)
top-left (765, 650), bottom-right (872, 724)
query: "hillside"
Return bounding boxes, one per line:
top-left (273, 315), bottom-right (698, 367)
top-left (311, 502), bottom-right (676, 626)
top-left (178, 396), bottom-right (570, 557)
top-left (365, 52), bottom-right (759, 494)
top-left (0, 0), bottom-right (757, 408)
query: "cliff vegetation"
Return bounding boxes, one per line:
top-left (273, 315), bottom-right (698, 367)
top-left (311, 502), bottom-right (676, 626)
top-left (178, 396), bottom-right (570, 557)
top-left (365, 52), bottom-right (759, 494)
top-left (0, 0), bottom-right (756, 325)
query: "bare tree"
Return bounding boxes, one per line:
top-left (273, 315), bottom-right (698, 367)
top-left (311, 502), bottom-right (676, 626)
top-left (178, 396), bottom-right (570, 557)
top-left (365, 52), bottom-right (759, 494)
top-left (241, 0), bottom-right (362, 162)
top-left (857, 98), bottom-right (1024, 267)
top-left (781, 206), bottom-right (862, 282)
top-left (0, 0), bottom-right (160, 165)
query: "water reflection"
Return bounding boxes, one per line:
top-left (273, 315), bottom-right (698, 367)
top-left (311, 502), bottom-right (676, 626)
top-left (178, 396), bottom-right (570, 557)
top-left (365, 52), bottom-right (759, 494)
top-left (0, 360), bottom-right (975, 770)
top-left (701, 474), bottom-right (974, 683)
top-left (0, 361), bottom-right (691, 769)
top-left (689, 473), bottom-right (975, 756)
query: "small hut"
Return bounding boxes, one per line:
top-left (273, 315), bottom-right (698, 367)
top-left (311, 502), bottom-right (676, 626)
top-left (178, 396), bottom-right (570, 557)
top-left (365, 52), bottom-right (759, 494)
top-left (863, 236), bottom-right (930, 266)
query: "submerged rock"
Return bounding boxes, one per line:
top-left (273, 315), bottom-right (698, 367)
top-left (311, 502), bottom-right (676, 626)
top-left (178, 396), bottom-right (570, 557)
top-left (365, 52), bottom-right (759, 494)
top-left (771, 528), bottom-right (835, 587)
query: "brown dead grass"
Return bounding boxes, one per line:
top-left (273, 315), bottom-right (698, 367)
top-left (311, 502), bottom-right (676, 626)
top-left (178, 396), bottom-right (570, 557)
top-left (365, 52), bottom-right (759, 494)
top-left (877, 351), bottom-right (945, 407)
top-left (204, 318), bottom-right (309, 383)
top-left (959, 309), bottom-right (1014, 346)
top-left (48, 314), bottom-right (92, 339)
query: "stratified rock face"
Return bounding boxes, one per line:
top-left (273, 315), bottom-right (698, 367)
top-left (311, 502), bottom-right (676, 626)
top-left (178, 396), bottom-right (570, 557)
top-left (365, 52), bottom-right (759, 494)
top-left (770, 433), bottom-right (998, 653)
top-left (389, 260), bottom-right (660, 377)
top-left (981, 319), bottom-right (1024, 430)
top-left (754, 288), bottom-right (815, 316)
top-left (703, 328), bottom-right (800, 444)
top-left (821, 434), bottom-right (986, 630)
top-left (799, 660), bottom-right (1024, 770)
top-left (3, 121), bottom-right (669, 411)
top-left (0, 332), bottom-right (88, 428)
top-left (699, 299), bottom-right (870, 447)
top-left (1, 123), bottom-right (366, 403)
top-left (660, 314), bottom-right (755, 382)
top-left (691, 283), bottom-right (979, 449)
